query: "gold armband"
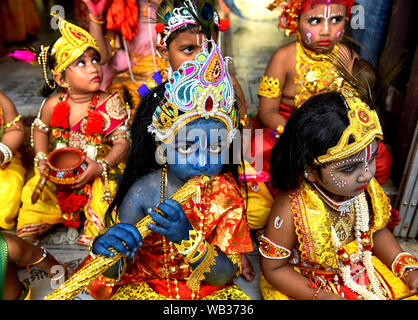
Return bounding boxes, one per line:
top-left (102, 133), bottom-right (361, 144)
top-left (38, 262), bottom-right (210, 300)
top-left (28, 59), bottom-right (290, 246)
top-left (4, 114), bottom-right (22, 129)
top-left (186, 243), bottom-right (218, 292)
top-left (258, 75), bottom-right (282, 99)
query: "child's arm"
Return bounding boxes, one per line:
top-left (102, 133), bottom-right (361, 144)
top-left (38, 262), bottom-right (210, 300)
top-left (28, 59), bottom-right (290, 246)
top-left (72, 126), bottom-right (130, 189)
top-left (258, 46), bottom-right (291, 130)
top-left (0, 91), bottom-right (24, 159)
top-left (372, 228), bottom-right (418, 293)
top-left (32, 96), bottom-right (57, 176)
top-left (82, 0), bottom-right (114, 65)
top-left (260, 192), bottom-right (344, 300)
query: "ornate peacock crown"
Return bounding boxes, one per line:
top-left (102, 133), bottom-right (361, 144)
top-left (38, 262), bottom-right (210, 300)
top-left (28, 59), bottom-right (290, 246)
top-left (50, 15), bottom-right (100, 73)
top-left (148, 40), bottom-right (239, 144)
top-left (315, 85), bottom-right (383, 164)
top-left (156, 0), bottom-right (229, 46)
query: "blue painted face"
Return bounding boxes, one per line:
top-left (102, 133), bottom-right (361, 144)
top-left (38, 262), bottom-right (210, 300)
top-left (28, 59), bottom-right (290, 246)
top-left (163, 119), bottom-right (229, 182)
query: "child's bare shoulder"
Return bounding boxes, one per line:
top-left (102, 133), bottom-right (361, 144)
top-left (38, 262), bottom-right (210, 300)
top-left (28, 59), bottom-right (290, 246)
top-left (265, 41), bottom-right (297, 74)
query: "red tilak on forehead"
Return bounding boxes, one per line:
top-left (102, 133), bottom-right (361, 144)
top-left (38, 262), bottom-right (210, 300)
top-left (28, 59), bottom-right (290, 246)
top-left (300, 0), bottom-right (354, 16)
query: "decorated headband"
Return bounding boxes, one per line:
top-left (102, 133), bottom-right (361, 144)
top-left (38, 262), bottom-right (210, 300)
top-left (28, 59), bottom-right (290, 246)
top-left (50, 16), bottom-right (100, 74)
top-left (315, 86), bottom-right (383, 165)
top-left (9, 15), bottom-right (100, 89)
top-left (148, 40), bottom-right (239, 144)
top-left (267, 0), bottom-right (354, 36)
top-left (155, 0), bottom-right (230, 46)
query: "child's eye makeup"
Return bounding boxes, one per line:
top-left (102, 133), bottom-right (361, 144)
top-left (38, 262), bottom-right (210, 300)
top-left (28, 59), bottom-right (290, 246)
top-left (331, 15), bottom-right (344, 23)
top-left (307, 17), bottom-right (322, 25)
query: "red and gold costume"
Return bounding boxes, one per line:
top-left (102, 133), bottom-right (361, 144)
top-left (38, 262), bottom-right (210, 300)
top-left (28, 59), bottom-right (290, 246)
top-left (17, 93), bottom-right (128, 244)
top-left (84, 173), bottom-right (253, 300)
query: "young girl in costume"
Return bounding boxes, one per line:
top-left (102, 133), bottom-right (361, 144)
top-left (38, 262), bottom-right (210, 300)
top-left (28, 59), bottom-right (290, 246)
top-left (260, 89), bottom-right (418, 300)
top-left (0, 231), bottom-right (71, 300)
top-left (0, 91), bottom-right (26, 231)
top-left (86, 31), bottom-right (255, 299)
top-left (82, 0), bottom-right (170, 119)
top-left (15, 17), bottom-right (131, 245)
top-left (254, 0), bottom-right (392, 186)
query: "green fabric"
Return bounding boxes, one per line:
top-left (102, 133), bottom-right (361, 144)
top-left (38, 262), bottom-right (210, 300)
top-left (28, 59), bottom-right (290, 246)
top-left (0, 232), bottom-right (8, 300)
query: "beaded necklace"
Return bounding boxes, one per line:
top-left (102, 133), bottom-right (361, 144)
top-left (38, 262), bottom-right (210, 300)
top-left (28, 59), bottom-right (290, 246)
top-left (331, 192), bottom-right (387, 299)
top-left (160, 166), bottom-right (208, 300)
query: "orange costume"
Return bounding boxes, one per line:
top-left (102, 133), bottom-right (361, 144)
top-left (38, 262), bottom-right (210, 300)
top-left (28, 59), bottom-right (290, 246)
top-left (84, 173), bottom-right (254, 300)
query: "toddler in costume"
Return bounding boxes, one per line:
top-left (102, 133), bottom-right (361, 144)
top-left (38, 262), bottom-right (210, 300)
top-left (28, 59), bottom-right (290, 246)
top-left (84, 7), bottom-right (254, 299)
top-left (260, 87), bottom-right (418, 300)
top-left (14, 16), bottom-right (131, 245)
top-left (253, 0), bottom-right (392, 189)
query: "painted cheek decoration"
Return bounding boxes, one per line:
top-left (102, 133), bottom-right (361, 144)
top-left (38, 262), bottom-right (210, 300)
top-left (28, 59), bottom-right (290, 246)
top-left (306, 32), bottom-right (312, 44)
top-left (329, 157), bottom-right (363, 188)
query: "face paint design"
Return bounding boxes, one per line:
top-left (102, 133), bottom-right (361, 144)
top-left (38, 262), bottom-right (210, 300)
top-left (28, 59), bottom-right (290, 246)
top-left (306, 32), bottom-right (312, 44)
top-left (274, 216), bottom-right (283, 230)
top-left (324, 3), bottom-right (332, 31)
top-left (363, 143), bottom-right (372, 173)
top-left (329, 157), bottom-right (363, 189)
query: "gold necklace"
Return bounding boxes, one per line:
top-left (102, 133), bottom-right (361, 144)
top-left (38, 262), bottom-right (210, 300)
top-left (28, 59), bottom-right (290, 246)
top-left (160, 167), bottom-right (210, 300)
top-left (326, 204), bottom-right (355, 244)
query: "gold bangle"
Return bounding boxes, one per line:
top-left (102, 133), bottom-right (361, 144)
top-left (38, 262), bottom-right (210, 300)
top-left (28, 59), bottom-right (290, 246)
top-left (186, 240), bottom-right (208, 264)
top-left (173, 229), bottom-right (201, 255)
top-left (26, 247), bottom-right (48, 273)
top-left (186, 243), bottom-right (218, 292)
top-left (89, 13), bottom-right (105, 25)
top-left (4, 114), bottom-right (22, 129)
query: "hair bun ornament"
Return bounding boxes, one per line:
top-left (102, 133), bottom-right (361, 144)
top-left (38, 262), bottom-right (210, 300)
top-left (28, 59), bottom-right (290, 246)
top-left (219, 18), bottom-right (230, 32)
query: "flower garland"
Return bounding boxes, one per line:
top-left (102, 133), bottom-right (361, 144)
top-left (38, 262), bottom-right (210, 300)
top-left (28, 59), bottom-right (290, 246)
top-left (50, 91), bottom-right (102, 230)
top-left (56, 184), bottom-right (91, 229)
top-left (50, 91), bottom-right (103, 158)
top-left (332, 192), bottom-right (386, 300)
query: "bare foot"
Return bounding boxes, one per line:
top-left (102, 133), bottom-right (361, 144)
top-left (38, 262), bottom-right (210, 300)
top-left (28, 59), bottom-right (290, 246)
top-left (241, 253), bottom-right (255, 281)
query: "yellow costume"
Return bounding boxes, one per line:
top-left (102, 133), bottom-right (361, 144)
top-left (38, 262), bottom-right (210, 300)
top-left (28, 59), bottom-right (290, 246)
top-left (17, 93), bottom-right (128, 244)
top-left (0, 106), bottom-right (26, 230)
top-left (260, 179), bottom-right (415, 300)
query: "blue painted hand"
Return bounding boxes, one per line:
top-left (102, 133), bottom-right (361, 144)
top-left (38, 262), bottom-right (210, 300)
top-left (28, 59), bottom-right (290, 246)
top-left (148, 198), bottom-right (193, 244)
top-left (92, 223), bottom-right (143, 258)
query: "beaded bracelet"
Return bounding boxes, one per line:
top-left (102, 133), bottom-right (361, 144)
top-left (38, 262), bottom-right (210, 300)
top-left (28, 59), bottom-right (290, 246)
top-left (0, 142), bottom-right (13, 166)
top-left (97, 159), bottom-right (112, 202)
top-left (34, 152), bottom-right (48, 169)
top-left (26, 247), bottom-right (48, 273)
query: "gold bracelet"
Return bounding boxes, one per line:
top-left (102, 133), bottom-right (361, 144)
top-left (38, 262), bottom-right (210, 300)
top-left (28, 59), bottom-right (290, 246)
top-left (89, 13), bottom-right (105, 24)
top-left (4, 114), bottom-right (22, 128)
top-left (97, 159), bottom-right (112, 202)
top-left (186, 240), bottom-right (208, 264)
top-left (173, 229), bottom-right (202, 255)
top-left (26, 247), bottom-right (48, 273)
top-left (34, 152), bottom-right (48, 168)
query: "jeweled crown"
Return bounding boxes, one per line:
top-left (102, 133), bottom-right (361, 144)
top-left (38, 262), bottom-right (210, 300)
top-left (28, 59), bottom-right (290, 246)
top-left (148, 40), bottom-right (239, 144)
top-left (315, 86), bottom-right (383, 164)
top-left (51, 16), bottom-right (100, 73)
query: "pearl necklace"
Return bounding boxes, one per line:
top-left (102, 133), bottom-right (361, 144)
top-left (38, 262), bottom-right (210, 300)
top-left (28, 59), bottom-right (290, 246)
top-left (331, 192), bottom-right (386, 300)
top-left (312, 182), bottom-right (355, 216)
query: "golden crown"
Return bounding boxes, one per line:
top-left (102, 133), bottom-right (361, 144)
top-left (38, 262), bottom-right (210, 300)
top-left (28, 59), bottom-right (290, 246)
top-left (50, 16), bottom-right (100, 73)
top-left (315, 86), bottom-right (383, 164)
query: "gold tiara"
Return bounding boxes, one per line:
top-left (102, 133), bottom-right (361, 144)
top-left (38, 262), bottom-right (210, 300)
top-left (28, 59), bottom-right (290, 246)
top-left (51, 15), bottom-right (100, 73)
top-left (315, 86), bottom-right (383, 164)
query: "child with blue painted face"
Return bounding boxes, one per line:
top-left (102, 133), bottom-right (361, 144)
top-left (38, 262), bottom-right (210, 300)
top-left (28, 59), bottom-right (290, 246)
top-left (89, 37), bottom-right (254, 300)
